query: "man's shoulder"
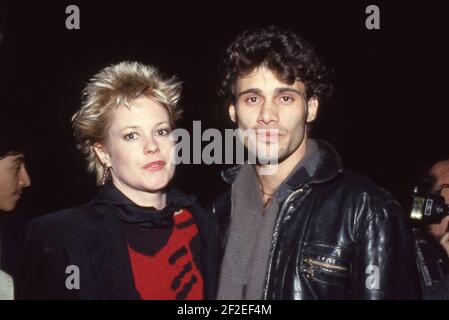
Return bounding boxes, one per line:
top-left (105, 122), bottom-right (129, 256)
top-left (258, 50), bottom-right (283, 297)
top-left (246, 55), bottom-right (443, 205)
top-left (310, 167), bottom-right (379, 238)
top-left (338, 170), bottom-right (395, 199)
top-left (329, 169), bottom-right (403, 218)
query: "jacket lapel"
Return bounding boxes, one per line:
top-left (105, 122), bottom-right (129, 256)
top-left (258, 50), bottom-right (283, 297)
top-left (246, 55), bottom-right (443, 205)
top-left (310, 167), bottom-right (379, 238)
top-left (189, 202), bottom-right (218, 298)
top-left (87, 204), bottom-right (140, 300)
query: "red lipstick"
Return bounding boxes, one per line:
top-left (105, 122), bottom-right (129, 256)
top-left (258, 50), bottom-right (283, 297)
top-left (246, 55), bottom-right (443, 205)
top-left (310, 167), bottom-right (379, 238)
top-left (143, 160), bottom-right (165, 172)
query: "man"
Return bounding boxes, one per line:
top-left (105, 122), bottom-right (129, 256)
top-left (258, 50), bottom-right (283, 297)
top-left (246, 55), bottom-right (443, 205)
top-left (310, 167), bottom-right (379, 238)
top-left (414, 160), bottom-right (449, 299)
top-left (212, 26), bottom-right (421, 299)
top-left (0, 122), bottom-right (32, 300)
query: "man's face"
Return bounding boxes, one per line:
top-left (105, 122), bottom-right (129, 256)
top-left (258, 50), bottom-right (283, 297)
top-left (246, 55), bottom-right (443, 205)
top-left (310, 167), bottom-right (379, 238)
top-left (427, 160), bottom-right (449, 240)
top-left (433, 163), bottom-right (449, 206)
top-left (228, 66), bottom-right (318, 165)
top-left (0, 154), bottom-right (31, 212)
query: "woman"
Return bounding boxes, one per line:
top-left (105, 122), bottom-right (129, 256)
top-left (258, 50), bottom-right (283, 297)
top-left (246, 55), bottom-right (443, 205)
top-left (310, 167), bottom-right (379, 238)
top-left (17, 61), bottom-right (217, 300)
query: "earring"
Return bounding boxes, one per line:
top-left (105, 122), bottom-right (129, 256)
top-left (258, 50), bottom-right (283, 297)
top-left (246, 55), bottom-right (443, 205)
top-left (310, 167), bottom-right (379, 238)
top-left (101, 165), bottom-right (110, 185)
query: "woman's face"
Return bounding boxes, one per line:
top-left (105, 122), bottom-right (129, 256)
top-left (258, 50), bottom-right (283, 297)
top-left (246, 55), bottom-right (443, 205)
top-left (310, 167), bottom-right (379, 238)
top-left (95, 96), bottom-right (175, 198)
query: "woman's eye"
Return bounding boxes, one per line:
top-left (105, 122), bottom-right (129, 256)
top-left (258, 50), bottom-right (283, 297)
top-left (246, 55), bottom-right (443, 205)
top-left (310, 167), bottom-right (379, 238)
top-left (155, 128), bottom-right (171, 136)
top-left (124, 132), bottom-right (138, 141)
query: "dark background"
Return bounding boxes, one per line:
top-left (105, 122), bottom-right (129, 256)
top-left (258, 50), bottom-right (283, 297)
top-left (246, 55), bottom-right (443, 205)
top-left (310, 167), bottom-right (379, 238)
top-left (0, 0), bottom-right (448, 272)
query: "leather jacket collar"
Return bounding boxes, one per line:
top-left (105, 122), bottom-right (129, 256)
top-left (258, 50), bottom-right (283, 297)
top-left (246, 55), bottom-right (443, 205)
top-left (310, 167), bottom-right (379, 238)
top-left (220, 140), bottom-right (344, 188)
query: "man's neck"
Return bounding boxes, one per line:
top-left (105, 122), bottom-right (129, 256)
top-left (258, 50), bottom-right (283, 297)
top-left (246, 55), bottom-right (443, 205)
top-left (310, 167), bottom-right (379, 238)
top-left (255, 138), bottom-right (309, 196)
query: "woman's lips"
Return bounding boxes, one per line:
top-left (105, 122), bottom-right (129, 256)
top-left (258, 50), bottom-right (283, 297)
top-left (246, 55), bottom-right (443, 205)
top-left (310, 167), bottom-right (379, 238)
top-left (142, 160), bottom-right (165, 172)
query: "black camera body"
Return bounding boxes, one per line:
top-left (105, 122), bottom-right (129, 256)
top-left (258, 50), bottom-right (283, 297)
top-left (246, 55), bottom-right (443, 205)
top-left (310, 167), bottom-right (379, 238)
top-left (410, 187), bottom-right (449, 224)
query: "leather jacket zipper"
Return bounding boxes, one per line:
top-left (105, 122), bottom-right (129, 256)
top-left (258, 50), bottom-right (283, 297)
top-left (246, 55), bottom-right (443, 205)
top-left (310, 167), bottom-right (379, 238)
top-left (304, 258), bottom-right (348, 272)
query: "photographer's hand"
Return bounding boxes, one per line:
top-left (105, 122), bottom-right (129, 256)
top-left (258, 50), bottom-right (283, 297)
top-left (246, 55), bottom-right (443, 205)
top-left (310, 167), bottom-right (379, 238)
top-left (440, 232), bottom-right (449, 257)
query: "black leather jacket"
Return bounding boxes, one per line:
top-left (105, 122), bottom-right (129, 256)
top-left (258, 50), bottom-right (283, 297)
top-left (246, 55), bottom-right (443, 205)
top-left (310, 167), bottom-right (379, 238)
top-left (212, 141), bottom-right (421, 299)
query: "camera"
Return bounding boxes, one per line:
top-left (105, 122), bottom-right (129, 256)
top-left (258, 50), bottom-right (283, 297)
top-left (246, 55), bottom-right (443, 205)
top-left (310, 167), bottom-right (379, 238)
top-left (410, 186), bottom-right (449, 224)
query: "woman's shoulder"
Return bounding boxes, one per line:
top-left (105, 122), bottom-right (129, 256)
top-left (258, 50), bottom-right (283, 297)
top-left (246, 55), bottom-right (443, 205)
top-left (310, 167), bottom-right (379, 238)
top-left (27, 200), bottom-right (100, 240)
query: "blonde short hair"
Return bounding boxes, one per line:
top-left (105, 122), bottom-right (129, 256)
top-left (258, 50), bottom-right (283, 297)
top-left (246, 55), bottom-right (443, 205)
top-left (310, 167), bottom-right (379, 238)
top-left (72, 61), bottom-right (182, 185)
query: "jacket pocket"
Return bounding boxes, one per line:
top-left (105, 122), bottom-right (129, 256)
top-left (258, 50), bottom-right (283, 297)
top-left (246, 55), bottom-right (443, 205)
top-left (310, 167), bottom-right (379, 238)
top-left (299, 243), bottom-right (352, 287)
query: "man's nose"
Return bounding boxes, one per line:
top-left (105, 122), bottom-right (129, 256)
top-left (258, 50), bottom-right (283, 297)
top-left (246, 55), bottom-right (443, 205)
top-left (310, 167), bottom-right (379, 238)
top-left (257, 101), bottom-right (279, 125)
top-left (19, 166), bottom-right (31, 188)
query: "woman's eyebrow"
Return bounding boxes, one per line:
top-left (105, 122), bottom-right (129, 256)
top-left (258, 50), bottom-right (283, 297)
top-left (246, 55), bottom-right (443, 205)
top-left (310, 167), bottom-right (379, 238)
top-left (120, 122), bottom-right (169, 132)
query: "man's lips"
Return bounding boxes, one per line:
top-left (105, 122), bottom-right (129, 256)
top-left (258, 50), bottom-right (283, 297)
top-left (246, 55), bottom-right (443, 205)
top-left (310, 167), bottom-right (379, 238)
top-left (255, 129), bottom-right (285, 143)
top-left (142, 160), bottom-right (166, 172)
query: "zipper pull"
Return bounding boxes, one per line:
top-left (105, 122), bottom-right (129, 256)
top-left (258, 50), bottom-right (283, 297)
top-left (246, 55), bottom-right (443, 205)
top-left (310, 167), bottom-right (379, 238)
top-left (242, 284), bottom-right (247, 299)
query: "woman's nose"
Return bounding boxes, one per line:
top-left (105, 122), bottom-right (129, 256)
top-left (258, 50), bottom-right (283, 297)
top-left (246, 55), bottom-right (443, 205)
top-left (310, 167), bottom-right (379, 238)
top-left (144, 136), bottom-right (160, 154)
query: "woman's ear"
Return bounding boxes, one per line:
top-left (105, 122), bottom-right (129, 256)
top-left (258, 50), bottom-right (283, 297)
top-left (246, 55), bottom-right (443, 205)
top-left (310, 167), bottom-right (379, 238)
top-left (92, 143), bottom-right (111, 167)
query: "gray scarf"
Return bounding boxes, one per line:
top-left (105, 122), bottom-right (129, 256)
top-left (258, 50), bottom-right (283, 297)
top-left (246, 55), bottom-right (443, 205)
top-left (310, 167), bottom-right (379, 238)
top-left (217, 139), bottom-right (319, 300)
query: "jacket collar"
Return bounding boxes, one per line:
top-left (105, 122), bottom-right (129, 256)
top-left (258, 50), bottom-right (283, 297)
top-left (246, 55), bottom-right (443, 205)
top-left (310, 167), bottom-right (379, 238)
top-left (93, 182), bottom-right (197, 228)
top-left (94, 182), bottom-right (196, 208)
top-left (305, 140), bottom-right (343, 186)
top-left (221, 140), bottom-right (343, 188)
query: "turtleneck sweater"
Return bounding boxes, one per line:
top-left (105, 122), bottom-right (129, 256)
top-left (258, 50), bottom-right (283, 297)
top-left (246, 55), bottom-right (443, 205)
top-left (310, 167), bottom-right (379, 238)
top-left (97, 183), bottom-right (205, 300)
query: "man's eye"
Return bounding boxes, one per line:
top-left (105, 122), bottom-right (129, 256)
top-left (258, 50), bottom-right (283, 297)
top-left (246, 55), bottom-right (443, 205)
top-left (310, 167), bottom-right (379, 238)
top-left (280, 96), bottom-right (294, 103)
top-left (124, 132), bottom-right (138, 140)
top-left (155, 128), bottom-right (171, 136)
top-left (246, 96), bottom-right (260, 104)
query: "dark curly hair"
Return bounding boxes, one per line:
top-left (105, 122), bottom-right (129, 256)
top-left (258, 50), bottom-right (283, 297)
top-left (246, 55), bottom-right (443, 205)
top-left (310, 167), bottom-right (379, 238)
top-left (0, 121), bottom-right (31, 160)
top-left (218, 26), bottom-right (333, 107)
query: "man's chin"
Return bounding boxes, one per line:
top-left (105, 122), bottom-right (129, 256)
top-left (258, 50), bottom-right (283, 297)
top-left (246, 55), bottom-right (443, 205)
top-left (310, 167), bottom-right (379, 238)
top-left (246, 151), bottom-right (278, 165)
top-left (0, 204), bottom-right (16, 212)
top-left (245, 144), bottom-right (283, 163)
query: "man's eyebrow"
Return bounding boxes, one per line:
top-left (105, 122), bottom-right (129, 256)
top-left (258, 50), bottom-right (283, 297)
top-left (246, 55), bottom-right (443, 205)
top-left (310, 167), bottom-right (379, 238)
top-left (13, 155), bottom-right (25, 164)
top-left (236, 88), bottom-right (263, 98)
top-left (237, 87), bottom-right (305, 98)
top-left (275, 87), bottom-right (305, 96)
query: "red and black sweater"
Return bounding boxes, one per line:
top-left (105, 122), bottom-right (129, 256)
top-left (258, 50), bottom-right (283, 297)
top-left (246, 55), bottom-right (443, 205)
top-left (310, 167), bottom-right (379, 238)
top-left (125, 209), bottom-right (204, 300)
